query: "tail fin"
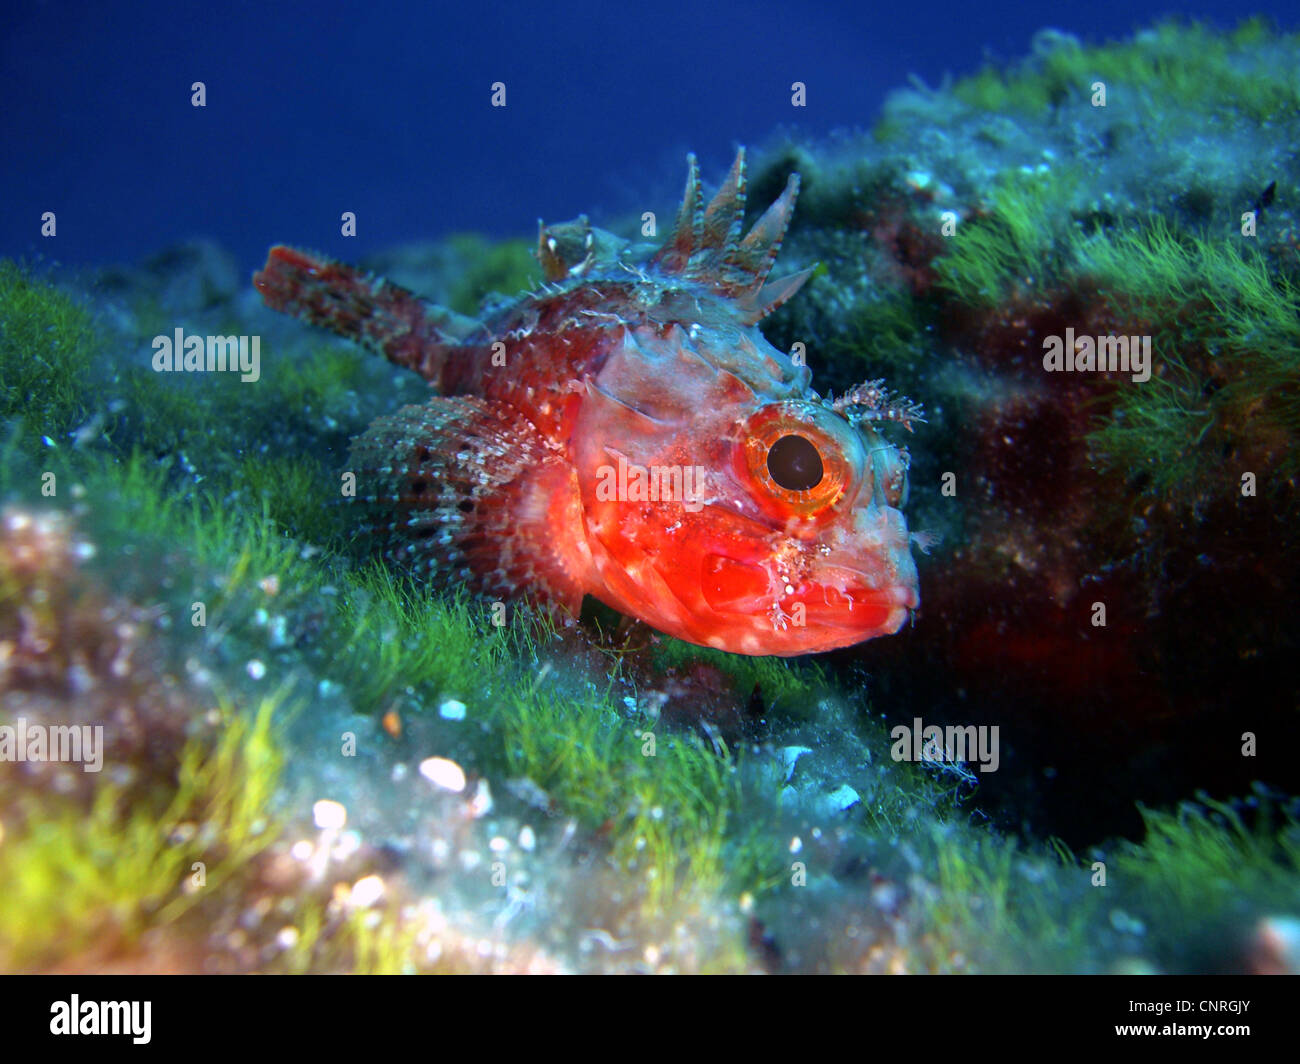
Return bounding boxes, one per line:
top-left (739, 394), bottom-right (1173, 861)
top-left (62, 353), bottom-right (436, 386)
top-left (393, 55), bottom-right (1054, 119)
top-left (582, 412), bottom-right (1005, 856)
top-left (254, 246), bottom-right (474, 384)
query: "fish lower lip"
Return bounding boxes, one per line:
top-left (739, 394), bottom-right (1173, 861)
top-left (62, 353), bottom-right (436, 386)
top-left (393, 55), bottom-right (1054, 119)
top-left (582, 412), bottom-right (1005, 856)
top-left (800, 584), bottom-right (914, 630)
top-left (701, 554), bottom-right (915, 628)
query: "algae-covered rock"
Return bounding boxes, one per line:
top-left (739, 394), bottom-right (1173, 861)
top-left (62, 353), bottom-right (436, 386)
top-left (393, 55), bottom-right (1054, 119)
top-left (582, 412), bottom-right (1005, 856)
top-left (743, 17), bottom-right (1300, 845)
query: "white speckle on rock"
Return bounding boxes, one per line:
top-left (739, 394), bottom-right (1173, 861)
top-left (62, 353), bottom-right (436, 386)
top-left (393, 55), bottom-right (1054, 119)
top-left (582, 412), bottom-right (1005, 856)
top-left (439, 699), bottom-right (467, 720)
top-left (312, 799), bottom-right (347, 830)
top-left (349, 874), bottom-right (386, 908)
top-left (518, 825), bottom-right (536, 851)
top-left (246, 659), bottom-right (266, 680)
top-left (420, 756), bottom-right (467, 793)
top-left (469, 778), bottom-right (493, 818)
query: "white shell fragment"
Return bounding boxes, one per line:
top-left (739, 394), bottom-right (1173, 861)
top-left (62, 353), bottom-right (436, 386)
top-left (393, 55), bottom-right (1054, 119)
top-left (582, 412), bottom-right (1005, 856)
top-left (349, 874), bottom-right (386, 908)
top-left (420, 756), bottom-right (467, 792)
top-left (780, 745), bottom-right (813, 782)
top-left (312, 799), bottom-right (347, 830)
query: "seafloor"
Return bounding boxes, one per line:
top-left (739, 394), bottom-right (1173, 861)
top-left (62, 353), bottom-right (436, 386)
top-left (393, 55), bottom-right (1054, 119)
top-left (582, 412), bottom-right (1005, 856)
top-left (1, 19), bottom-right (1298, 973)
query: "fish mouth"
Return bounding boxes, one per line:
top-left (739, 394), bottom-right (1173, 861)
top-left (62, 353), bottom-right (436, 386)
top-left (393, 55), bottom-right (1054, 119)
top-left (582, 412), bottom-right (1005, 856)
top-left (701, 554), bottom-right (916, 633)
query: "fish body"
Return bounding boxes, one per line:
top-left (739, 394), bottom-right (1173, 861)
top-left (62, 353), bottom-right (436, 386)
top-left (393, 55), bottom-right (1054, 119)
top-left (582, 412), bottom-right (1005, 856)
top-left (254, 150), bottom-right (921, 655)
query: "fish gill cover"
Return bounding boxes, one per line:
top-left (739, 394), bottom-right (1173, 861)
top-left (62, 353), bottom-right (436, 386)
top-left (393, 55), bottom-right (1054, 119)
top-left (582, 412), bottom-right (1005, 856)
top-left (0, 5), bottom-right (1298, 996)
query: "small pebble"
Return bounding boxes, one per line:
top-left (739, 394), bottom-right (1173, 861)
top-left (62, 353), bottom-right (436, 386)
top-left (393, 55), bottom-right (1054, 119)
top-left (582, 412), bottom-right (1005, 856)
top-left (350, 875), bottom-right (385, 908)
top-left (420, 757), bottom-right (467, 792)
top-left (780, 745), bottom-right (813, 782)
top-left (468, 779), bottom-right (493, 818)
top-left (312, 799), bottom-right (347, 830)
top-left (439, 699), bottom-right (467, 720)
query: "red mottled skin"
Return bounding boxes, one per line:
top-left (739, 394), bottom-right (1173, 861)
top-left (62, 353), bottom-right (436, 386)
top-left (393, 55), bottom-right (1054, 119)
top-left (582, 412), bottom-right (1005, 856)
top-left (255, 150), bottom-right (922, 655)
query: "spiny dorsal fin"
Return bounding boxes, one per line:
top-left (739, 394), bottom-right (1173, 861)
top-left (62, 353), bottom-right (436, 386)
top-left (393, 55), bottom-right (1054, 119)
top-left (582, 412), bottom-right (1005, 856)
top-left (700, 148), bottom-right (748, 253)
top-left (746, 264), bottom-right (817, 322)
top-left (664, 153), bottom-right (704, 265)
top-left (651, 150), bottom-right (810, 323)
top-left (735, 172), bottom-right (799, 284)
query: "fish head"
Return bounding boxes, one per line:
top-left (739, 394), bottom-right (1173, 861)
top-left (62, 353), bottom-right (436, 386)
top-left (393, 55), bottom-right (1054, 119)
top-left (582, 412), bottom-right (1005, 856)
top-left (573, 320), bottom-right (919, 655)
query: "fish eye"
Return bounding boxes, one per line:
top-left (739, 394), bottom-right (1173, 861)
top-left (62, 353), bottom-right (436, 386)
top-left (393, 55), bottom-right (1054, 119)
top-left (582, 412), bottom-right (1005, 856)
top-left (767, 434), bottom-right (823, 491)
top-left (738, 404), bottom-right (858, 518)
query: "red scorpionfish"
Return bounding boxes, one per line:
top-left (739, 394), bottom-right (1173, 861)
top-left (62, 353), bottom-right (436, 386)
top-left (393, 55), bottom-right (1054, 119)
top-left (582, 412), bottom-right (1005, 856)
top-left (254, 149), bottom-right (922, 655)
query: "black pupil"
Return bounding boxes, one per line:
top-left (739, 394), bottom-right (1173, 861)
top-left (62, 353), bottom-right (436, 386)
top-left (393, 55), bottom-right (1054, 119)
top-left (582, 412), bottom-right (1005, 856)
top-left (767, 434), bottom-right (824, 491)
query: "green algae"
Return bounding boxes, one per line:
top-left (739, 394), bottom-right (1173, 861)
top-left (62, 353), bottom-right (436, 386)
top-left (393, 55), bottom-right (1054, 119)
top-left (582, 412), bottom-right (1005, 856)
top-left (1072, 220), bottom-right (1300, 512)
top-left (0, 261), bottom-right (99, 461)
top-left (953, 19), bottom-right (1299, 122)
top-left (1114, 798), bottom-right (1300, 959)
top-left (0, 693), bottom-right (284, 971)
top-left (907, 795), bottom-right (1300, 974)
top-left (647, 633), bottom-right (827, 711)
top-left (933, 166), bottom-right (1085, 308)
top-left (444, 234), bottom-right (541, 315)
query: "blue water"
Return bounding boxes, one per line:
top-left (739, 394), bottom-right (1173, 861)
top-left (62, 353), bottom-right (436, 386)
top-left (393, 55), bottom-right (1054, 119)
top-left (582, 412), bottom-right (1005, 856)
top-left (2, 0), bottom-right (1292, 272)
